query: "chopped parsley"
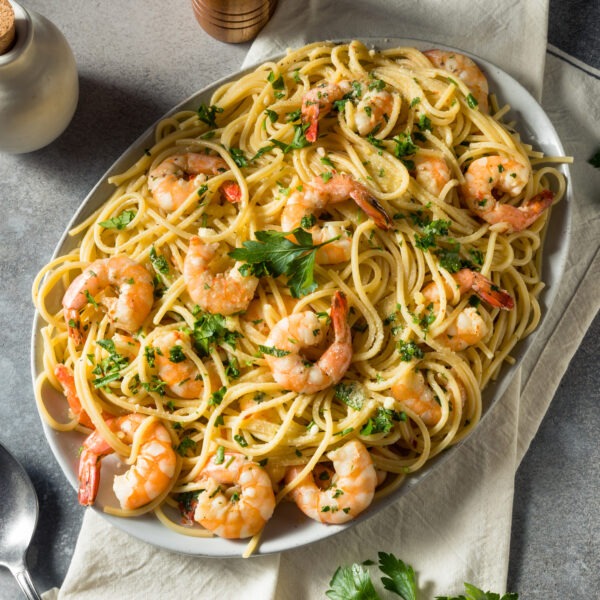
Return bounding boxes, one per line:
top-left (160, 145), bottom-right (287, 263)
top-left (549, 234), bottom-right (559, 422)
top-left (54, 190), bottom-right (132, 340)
top-left (397, 341), bottom-right (424, 362)
top-left (392, 133), bottom-right (418, 158)
top-left (190, 312), bottom-right (240, 357)
top-left (466, 93), bottom-right (479, 109)
top-left (197, 103), bottom-right (223, 128)
top-left (99, 209), bottom-right (136, 230)
top-left (334, 381), bottom-right (365, 410)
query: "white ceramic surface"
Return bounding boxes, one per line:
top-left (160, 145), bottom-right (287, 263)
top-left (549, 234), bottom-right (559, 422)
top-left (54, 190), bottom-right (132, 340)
top-left (0, 1), bottom-right (78, 154)
top-left (30, 38), bottom-right (571, 557)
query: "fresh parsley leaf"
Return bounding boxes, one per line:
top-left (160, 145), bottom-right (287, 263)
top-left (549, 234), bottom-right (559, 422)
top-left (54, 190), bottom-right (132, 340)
top-left (197, 103), bottom-right (223, 127)
top-left (259, 345), bottom-right (291, 358)
top-left (435, 583), bottom-right (519, 600)
top-left (176, 437), bottom-right (197, 456)
top-left (326, 564), bottom-right (381, 600)
top-left (378, 552), bottom-right (417, 600)
top-left (99, 209), bottom-right (135, 230)
top-left (228, 228), bottom-right (338, 298)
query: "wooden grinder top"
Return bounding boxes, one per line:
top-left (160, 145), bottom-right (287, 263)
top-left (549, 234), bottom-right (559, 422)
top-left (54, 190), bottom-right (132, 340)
top-left (0, 0), bottom-right (15, 55)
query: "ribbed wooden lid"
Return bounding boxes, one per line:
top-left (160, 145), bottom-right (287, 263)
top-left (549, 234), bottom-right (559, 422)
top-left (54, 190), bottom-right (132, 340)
top-left (0, 0), bottom-right (15, 55)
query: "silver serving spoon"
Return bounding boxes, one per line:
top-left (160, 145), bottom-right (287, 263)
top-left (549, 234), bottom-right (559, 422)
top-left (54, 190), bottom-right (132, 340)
top-left (0, 442), bottom-right (42, 599)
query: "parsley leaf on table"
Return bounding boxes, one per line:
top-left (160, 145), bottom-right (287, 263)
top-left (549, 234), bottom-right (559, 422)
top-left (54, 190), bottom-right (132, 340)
top-left (436, 583), bottom-right (519, 600)
top-left (326, 564), bottom-right (381, 600)
top-left (228, 227), bottom-right (338, 298)
top-left (378, 552), bottom-right (418, 600)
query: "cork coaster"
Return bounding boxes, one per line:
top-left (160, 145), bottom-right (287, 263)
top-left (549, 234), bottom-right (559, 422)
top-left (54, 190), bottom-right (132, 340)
top-left (0, 0), bottom-right (15, 55)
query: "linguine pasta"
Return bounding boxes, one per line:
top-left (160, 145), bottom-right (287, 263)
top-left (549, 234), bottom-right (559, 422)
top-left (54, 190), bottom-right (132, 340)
top-left (32, 40), bottom-right (568, 555)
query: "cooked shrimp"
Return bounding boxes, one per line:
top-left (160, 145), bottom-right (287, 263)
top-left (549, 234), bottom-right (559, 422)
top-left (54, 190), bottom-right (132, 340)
top-left (281, 174), bottom-right (392, 264)
top-left (424, 268), bottom-right (514, 310)
top-left (192, 452), bottom-right (276, 539)
top-left (413, 153), bottom-right (452, 197)
top-left (462, 156), bottom-right (553, 232)
top-left (285, 439), bottom-right (377, 524)
top-left (354, 89), bottom-right (394, 136)
top-left (391, 369), bottom-right (466, 426)
top-left (183, 236), bottom-right (258, 315)
top-left (264, 291), bottom-right (352, 394)
top-left (153, 330), bottom-right (219, 398)
top-left (148, 152), bottom-right (241, 211)
top-left (301, 81), bottom-right (353, 142)
top-left (391, 369), bottom-right (440, 426)
top-left (421, 269), bottom-right (513, 350)
top-left (78, 414), bottom-right (176, 509)
top-left (424, 49), bottom-right (489, 113)
top-left (54, 364), bottom-right (95, 429)
top-left (62, 256), bottom-right (154, 345)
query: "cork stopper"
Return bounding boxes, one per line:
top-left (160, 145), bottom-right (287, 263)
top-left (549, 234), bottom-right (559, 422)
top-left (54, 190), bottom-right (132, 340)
top-left (0, 0), bottom-right (15, 55)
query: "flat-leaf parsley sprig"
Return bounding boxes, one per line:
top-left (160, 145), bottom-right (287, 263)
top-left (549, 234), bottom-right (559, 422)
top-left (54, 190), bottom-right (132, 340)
top-left (228, 227), bottom-right (339, 298)
top-left (326, 552), bottom-right (518, 600)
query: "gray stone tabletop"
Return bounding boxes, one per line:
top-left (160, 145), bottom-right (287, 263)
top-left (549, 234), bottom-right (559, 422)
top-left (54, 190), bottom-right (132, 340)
top-left (0, 1), bottom-right (598, 598)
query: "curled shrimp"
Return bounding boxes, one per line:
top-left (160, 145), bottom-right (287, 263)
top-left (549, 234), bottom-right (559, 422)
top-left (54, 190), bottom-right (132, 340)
top-left (264, 291), bottom-right (352, 394)
top-left (281, 173), bottom-right (392, 264)
top-left (183, 236), bottom-right (259, 315)
top-left (62, 255), bottom-right (154, 345)
top-left (421, 268), bottom-right (513, 350)
top-left (424, 49), bottom-right (489, 113)
top-left (391, 369), bottom-right (466, 427)
top-left (153, 330), bottom-right (219, 398)
top-left (301, 81), bottom-right (353, 142)
top-left (462, 156), bottom-right (553, 232)
top-left (148, 152), bottom-right (241, 211)
top-left (78, 414), bottom-right (176, 509)
top-left (285, 439), bottom-right (377, 524)
top-left (413, 153), bottom-right (452, 197)
top-left (354, 88), bottom-right (395, 135)
top-left (192, 452), bottom-right (276, 539)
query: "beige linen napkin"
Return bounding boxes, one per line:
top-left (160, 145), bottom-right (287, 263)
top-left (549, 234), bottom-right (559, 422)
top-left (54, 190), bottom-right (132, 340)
top-left (45, 1), bottom-right (600, 598)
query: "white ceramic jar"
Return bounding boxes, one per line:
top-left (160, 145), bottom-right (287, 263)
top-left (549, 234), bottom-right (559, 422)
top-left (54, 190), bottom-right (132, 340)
top-left (0, 1), bottom-right (78, 153)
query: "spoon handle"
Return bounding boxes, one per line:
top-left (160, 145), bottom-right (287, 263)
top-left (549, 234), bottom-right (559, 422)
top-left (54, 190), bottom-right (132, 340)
top-left (12, 567), bottom-right (42, 600)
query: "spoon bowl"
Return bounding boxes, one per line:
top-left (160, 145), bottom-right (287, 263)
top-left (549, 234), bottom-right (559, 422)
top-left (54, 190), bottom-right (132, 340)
top-left (0, 442), bottom-right (42, 599)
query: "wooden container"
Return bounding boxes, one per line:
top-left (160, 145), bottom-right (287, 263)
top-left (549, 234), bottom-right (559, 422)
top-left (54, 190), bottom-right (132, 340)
top-left (191, 0), bottom-right (277, 44)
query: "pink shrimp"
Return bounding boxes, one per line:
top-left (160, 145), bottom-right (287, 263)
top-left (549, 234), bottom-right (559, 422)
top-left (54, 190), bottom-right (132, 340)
top-left (192, 452), bottom-right (276, 539)
top-left (281, 173), bottom-right (392, 264)
top-left (285, 439), bottom-right (377, 524)
top-left (413, 153), bottom-right (452, 197)
top-left (461, 156), bottom-right (553, 232)
top-left (78, 414), bottom-right (176, 509)
top-left (424, 49), bottom-right (489, 113)
top-left (183, 236), bottom-right (259, 315)
top-left (301, 81), bottom-right (353, 142)
top-left (148, 152), bottom-right (241, 211)
top-left (263, 291), bottom-right (352, 394)
top-left (152, 330), bottom-right (219, 398)
top-left (354, 88), bottom-right (395, 136)
top-left (62, 256), bottom-right (154, 345)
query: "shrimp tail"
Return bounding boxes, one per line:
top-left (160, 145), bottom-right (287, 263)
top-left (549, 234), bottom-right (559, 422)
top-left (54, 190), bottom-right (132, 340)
top-left (302, 102), bottom-right (320, 143)
top-left (521, 189), bottom-right (554, 225)
top-left (78, 449), bottom-right (101, 506)
top-left (220, 181), bottom-right (242, 204)
top-left (468, 271), bottom-right (514, 310)
top-left (350, 189), bottom-right (393, 230)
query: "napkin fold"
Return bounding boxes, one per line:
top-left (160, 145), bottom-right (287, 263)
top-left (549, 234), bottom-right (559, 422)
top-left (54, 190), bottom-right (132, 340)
top-left (45, 1), bottom-right (600, 598)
